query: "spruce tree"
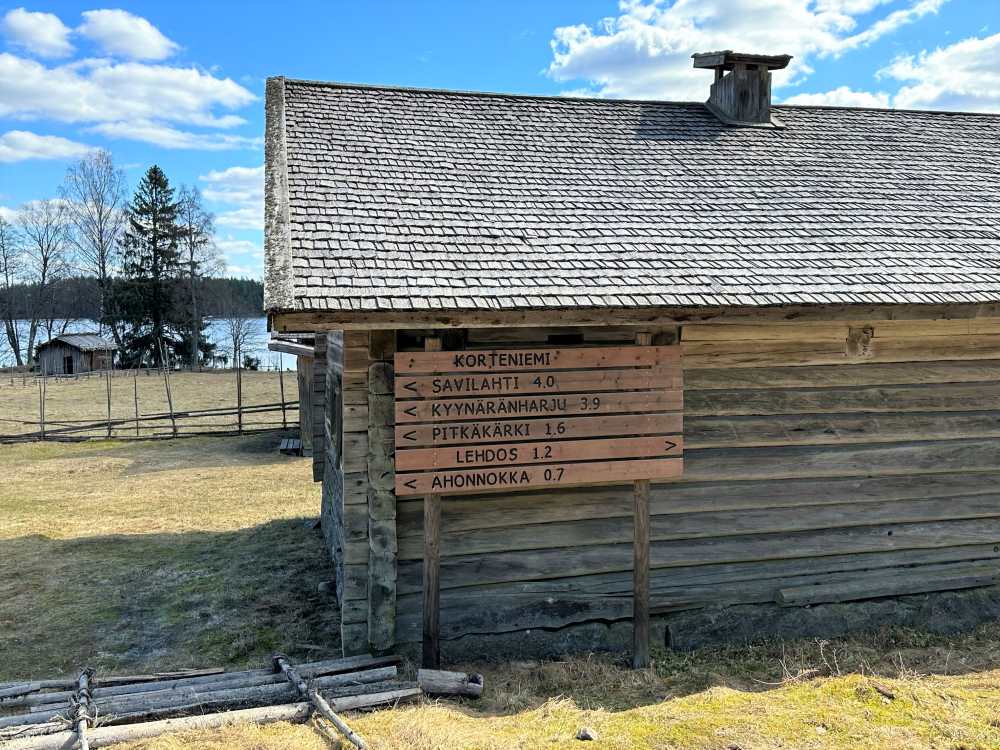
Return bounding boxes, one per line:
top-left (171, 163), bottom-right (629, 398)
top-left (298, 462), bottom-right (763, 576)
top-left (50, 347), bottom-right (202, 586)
top-left (117, 165), bottom-right (182, 367)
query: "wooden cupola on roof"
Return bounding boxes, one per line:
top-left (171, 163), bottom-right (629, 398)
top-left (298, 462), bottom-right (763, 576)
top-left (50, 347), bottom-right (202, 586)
top-left (692, 50), bottom-right (792, 127)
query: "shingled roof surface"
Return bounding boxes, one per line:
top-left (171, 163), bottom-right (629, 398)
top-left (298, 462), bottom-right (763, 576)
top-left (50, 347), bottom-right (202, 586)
top-left (264, 78), bottom-right (1000, 314)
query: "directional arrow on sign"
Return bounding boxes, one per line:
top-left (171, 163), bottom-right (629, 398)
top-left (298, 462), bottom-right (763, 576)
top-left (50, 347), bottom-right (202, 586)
top-left (403, 478), bottom-right (418, 490)
top-left (664, 440), bottom-right (678, 452)
top-left (403, 405), bottom-right (418, 417)
top-left (403, 381), bottom-right (418, 393)
top-left (402, 430), bottom-right (417, 442)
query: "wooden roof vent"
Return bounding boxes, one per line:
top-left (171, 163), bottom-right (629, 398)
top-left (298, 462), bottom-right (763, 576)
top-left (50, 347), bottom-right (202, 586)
top-left (692, 50), bottom-right (792, 128)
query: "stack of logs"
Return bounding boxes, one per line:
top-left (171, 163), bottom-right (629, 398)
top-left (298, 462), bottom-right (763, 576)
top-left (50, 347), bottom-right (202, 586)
top-left (0, 654), bottom-right (484, 750)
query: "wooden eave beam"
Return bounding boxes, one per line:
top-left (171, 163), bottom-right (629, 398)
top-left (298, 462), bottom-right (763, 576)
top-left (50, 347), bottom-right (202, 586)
top-left (270, 303), bottom-right (1000, 333)
top-left (267, 339), bottom-right (315, 358)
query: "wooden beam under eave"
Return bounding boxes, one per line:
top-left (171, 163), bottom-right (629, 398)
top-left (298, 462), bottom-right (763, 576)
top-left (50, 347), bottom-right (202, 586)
top-left (270, 303), bottom-right (1000, 332)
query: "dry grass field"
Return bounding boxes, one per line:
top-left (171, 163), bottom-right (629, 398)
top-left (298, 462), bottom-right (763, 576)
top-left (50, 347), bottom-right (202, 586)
top-left (1, 437), bottom-right (999, 749)
top-left (0, 369), bottom-right (297, 439)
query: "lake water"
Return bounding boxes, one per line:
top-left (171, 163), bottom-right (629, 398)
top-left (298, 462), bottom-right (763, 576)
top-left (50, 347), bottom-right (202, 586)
top-left (0, 318), bottom-right (294, 370)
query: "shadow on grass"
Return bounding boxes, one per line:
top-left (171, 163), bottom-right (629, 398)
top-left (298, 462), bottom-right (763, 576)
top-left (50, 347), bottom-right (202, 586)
top-left (0, 518), bottom-right (340, 682)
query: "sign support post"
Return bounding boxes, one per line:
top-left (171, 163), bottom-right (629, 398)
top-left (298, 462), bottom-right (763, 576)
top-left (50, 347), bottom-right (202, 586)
top-left (422, 336), bottom-right (443, 669)
top-left (632, 331), bottom-right (653, 669)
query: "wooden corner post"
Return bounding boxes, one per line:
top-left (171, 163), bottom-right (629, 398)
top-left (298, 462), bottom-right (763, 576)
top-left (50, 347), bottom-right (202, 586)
top-left (632, 331), bottom-right (653, 669)
top-left (422, 336), bottom-right (443, 668)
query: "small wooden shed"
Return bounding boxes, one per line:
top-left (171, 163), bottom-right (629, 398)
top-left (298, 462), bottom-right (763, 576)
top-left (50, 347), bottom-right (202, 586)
top-left (263, 51), bottom-right (1000, 660)
top-left (36, 333), bottom-right (116, 375)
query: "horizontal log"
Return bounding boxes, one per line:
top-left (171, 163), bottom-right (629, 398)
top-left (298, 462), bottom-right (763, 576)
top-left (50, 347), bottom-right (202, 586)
top-left (397, 471), bottom-right (1000, 535)
top-left (686, 410), bottom-right (1000, 449)
top-left (393, 553), bottom-right (1000, 641)
top-left (679, 439), bottom-right (1000, 483)
top-left (417, 669), bottom-right (483, 697)
top-left (685, 381), bottom-right (1000, 417)
top-left (776, 563), bottom-right (1000, 606)
top-left (397, 494), bottom-right (1000, 560)
top-left (395, 518), bottom-right (1000, 593)
top-left (268, 302), bottom-right (1000, 332)
top-left (682, 338), bottom-right (848, 368)
top-left (0, 669), bottom-right (397, 730)
top-left (685, 359), bottom-right (1000, 390)
top-left (3, 702), bottom-right (314, 750)
top-left (17, 655), bottom-right (401, 709)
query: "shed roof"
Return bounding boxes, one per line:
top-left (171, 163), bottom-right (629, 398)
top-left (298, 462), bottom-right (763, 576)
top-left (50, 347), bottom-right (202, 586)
top-left (39, 333), bottom-right (117, 351)
top-left (264, 77), bottom-right (1000, 316)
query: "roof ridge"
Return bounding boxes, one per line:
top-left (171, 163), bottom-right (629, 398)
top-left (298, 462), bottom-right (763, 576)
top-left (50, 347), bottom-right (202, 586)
top-left (276, 76), bottom-right (1000, 118)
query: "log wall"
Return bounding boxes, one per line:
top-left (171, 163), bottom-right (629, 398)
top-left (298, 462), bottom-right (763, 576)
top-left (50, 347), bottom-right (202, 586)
top-left (323, 318), bottom-right (1000, 654)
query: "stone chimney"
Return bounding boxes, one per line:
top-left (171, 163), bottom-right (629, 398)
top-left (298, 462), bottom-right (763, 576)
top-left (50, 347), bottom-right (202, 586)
top-left (692, 51), bottom-right (792, 127)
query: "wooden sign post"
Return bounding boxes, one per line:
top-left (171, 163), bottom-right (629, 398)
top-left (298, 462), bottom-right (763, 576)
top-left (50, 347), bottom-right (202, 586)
top-left (394, 341), bottom-right (684, 668)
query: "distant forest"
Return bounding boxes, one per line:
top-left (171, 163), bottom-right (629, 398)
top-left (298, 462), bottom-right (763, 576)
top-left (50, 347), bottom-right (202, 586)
top-left (1, 276), bottom-right (264, 320)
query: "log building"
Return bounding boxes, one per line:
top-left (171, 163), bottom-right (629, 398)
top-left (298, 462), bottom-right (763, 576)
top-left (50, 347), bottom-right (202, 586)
top-left (264, 51), bottom-right (1000, 658)
top-left (36, 333), bottom-right (116, 376)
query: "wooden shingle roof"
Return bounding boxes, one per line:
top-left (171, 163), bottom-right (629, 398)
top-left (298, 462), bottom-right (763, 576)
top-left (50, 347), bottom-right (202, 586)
top-left (264, 77), bottom-right (1000, 317)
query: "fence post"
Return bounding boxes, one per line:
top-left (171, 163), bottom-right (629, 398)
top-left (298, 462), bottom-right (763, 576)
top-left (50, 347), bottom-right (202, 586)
top-left (278, 362), bottom-right (287, 430)
top-left (133, 373), bottom-right (140, 438)
top-left (38, 374), bottom-right (46, 440)
top-left (106, 368), bottom-right (113, 439)
top-left (236, 359), bottom-right (244, 435)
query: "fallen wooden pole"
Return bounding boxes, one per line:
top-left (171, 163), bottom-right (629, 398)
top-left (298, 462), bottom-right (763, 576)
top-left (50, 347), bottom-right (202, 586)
top-left (2, 702), bottom-right (313, 750)
top-left (7, 656), bottom-right (397, 710)
top-left (274, 654), bottom-right (367, 750)
top-left (0, 669), bottom-right (397, 731)
top-left (417, 669), bottom-right (484, 698)
top-left (73, 669), bottom-right (94, 750)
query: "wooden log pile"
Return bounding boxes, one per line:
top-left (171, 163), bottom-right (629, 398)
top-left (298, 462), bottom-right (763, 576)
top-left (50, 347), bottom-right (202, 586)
top-left (0, 655), bottom-right (483, 750)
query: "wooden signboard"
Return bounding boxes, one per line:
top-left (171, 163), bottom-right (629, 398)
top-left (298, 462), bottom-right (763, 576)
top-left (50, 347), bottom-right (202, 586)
top-left (394, 345), bottom-right (683, 496)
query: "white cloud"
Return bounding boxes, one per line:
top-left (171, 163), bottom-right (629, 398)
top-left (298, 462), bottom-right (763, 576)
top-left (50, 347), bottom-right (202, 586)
top-left (90, 120), bottom-right (261, 150)
top-left (215, 206), bottom-right (263, 230)
top-left (77, 9), bottom-right (179, 61)
top-left (200, 165), bottom-right (264, 230)
top-left (216, 236), bottom-right (262, 257)
top-left (783, 85), bottom-right (890, 107)
top-left (200, 165), bottom-right (263, 204)
top-left (0, 52), bottom-right (257, 150)
top-left (547, 0), bottom-right (949, 100)
top-left (0, 129), bottom-right (93, 162)
top-left (0, 206), bottom-right (16, 222)
top-left (880, 32), bottom-right (1000, 112)
top-left (1, 8), bottom-right (73, 58)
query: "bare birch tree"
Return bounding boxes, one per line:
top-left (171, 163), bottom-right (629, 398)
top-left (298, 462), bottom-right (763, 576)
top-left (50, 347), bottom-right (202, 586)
top-left (0, 217), bottom-right (25, 366)
top-left (19, 199), bottom-right (72, 365)
top-left (177, 186), bottom-right (222, 368)
top-left (61, 150), bottom-right (127, 344)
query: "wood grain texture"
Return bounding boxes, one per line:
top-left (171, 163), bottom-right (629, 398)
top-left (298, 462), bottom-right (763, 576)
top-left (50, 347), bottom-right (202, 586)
top-left (396, 457), bottom-right (684, 496)
top-left (396, 413), bottom-right (684, 448)
top-left (396, 435), bottom-right (681, 472)
top-left (395, 345), bottom-right (680, 373)
top-left (395, 367), bottom-right (681, 398)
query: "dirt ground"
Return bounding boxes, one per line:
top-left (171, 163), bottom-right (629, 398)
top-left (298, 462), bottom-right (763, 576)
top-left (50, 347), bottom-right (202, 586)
top-left (1, 437), bottom-right (999, 749)
top-left (0, 369), bottom-right (298, 439)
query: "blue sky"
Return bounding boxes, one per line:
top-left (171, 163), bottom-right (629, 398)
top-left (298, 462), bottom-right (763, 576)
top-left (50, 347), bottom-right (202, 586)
top-left (1, 0), bottom-right (998, 278)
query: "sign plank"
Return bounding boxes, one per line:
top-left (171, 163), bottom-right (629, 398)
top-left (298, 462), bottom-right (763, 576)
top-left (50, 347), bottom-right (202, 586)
top-left (395, 457), bottom-right (684, 496)
top-left (395, 367), bottom-right (682, 399)
top-left (396, 389), bottom-right (683, 423)
top-left (395, 346), bottom-right (679, 374)
top-left (396, 435), bottom-right (683, 472)
top-left (395, 413), bottom-right (684, 448)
